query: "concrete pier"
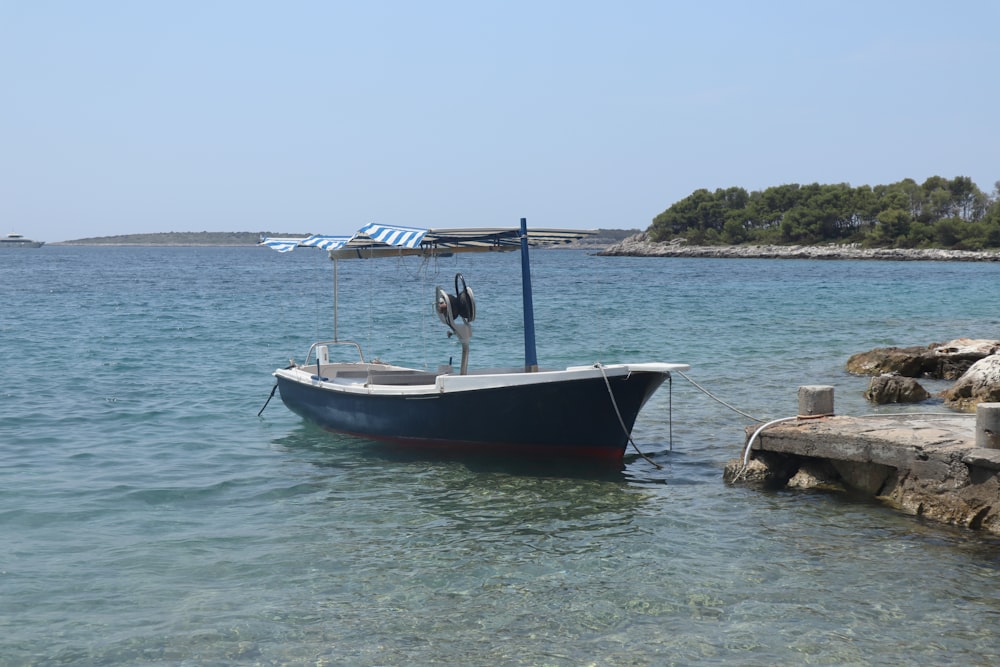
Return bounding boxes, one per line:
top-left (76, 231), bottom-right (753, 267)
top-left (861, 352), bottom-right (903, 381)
top-left (725, 395), bottom-right (1000, 534)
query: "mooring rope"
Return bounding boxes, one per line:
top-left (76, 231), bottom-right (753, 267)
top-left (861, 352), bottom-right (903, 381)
top-left (257, 383), bottom-right (278, 417)
top-left (596, 362), bottom-right (663, 469)
top-left (257, 364), bottom-right (296, 417)
top-left (667, 373), bottom-right (674, 452)
top-left (741, 416), bottom-right (800, 467)
top-left (668, 369), bottom-right (781, 480)
top-left (675, 370), bottom-right (766, 423)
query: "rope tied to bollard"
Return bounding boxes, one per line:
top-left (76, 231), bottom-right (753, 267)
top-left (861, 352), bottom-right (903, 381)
top-left (795, 412), bottom-right (834, 420)
top-left (735, 386), bottom-right (837, 479)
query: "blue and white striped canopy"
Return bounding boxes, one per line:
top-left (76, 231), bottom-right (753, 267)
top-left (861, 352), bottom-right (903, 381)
top-left (258, 235), bottom-right (351, 253)
top-left (355, 223), bottom-right (427, 249)
top-left (259, 224), bottom-right (592, 257)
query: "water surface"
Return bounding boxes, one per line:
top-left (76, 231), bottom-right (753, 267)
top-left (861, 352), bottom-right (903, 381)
top-left (2, 247), bottom-right (998, 665)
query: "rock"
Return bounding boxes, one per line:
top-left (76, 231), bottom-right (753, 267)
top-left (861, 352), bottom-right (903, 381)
top-left (846, 345), bottom-right (935, 377)
top-left (934, 338), bottom-right (1000, 357)
top-left (864, 374), bottom-right (931, 404)
top-left (846, 339), bottom-right (1000, 380)
top-left (723, 457), bottom-right (771, 484)
top-left (723, 451), bottom-right (799, 486)
top-left (940, 355), bottom-right (1000, 412)
top-left (786, 460), bottom-right (844, 490)
top-left (933, 339), bottom-right (1000, 380)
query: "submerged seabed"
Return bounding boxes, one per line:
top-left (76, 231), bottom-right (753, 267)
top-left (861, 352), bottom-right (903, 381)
top-left (2, 246), bottom-right (999, 666)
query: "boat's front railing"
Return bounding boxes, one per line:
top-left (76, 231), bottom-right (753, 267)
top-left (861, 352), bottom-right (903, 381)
top-left (305, 340), bottom-right (365, 365)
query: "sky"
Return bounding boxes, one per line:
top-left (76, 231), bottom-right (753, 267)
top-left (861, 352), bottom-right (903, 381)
top-left (2, 1), bottom-right (997, 242)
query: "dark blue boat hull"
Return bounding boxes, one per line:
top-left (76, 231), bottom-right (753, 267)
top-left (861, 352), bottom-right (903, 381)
top-left (276, 371), bottom-right (668, 460)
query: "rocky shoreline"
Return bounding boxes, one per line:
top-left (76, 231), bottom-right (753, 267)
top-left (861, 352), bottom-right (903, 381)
top-left (599, 232), bottom-right (1000, 261)
top-left (847, 339), bottom-right (1000, 412)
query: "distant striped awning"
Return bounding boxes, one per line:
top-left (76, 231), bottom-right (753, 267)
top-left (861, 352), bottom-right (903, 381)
top-left (259, 224), bottom-right (592, 258)
top-left (258, 235), bottom-right (351, 253)
top-left (300, 235), bottom-right (352, 251)
top-left (258, 237), bottom-right (303, 253)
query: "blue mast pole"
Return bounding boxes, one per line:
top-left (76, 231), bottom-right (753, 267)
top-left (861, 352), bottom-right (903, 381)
top-left (519, 217), bottom-right (538, 372)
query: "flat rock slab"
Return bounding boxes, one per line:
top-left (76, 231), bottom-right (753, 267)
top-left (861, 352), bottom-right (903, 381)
top-left (726, 414), bottom-right (1000, 533)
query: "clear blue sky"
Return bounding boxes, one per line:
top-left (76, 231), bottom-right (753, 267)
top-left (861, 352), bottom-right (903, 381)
top-left (2, 1), bottom-right (997, 242)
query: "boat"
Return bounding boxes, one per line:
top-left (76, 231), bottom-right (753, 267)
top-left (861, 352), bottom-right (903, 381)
top-left (1, 233), bottom-right (44, 248)
top-left (259, 219), bottom-right (688, 462)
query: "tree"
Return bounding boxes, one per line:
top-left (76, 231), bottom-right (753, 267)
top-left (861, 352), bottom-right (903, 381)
top-left (848, 185), bottom-right (880, 235)
top-left (647, 177), bottom-right (998, 249)
top-left (721, 217), bottom-right (748, 244)
top-left (932, 218), bottom-right (961, 246)
top-left (948, 176), bottom-right (987, 221)
top-left (874, 209), bottom-right (912, 245)
top-left (650, 189), bottom-right (716, 241)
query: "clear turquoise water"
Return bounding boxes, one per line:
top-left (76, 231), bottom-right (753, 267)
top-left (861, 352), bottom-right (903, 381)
top-left (2, 246), bottom-right (999, 666)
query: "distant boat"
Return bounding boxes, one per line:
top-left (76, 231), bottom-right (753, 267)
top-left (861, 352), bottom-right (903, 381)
top-left (1, 233), bottom-right (44, 248)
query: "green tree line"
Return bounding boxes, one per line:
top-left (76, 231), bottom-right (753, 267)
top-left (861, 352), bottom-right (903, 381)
top-left (649, 176), bottom-right (1000, 249)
